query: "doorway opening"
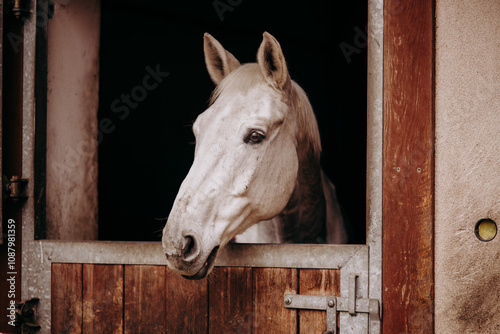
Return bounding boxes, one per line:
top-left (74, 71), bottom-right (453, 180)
top-left (97, 0), bottom-right (367, 243)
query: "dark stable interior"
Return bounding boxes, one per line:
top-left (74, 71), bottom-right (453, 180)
top-left (98, 0), bottom-right (367, 243)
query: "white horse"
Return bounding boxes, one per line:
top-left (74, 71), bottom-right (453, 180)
top-left (162, 32), bottom-right (347, 279)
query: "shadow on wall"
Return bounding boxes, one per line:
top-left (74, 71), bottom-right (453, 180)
top-left (97, 0), bottom-right (367, 243)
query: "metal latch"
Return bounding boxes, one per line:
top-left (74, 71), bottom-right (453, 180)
top-left (3, 175), bottom-right (29, 203)
top-left (284, 274), bottom-right (380, 334)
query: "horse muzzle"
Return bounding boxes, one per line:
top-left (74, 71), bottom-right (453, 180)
top-left (181, 245), bottom-right (219, 280)
top-left (162, 229), bottom-right (220, 280)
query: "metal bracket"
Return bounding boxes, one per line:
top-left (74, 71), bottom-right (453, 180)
top-left (284, 275), bottom-right (380, 334)
top-left (3, 175), bottom-right (29, 203)
top-left (284, 294), bottom-right (338, 334)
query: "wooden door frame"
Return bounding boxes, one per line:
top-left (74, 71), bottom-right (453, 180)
top-left (20, 2), bottom-right (383, 333)
top-left (15, 0), bottom-right (436, 332)
top-left (382, 0), bottom-right (435, 332)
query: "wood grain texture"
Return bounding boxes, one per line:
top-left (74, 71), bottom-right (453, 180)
top-left (52, 263), bottom-right (83, 334)
top-left (50, 264), bottom-right (345, 333)
top-left (252, 268), bottom-right (298, 333)
top-left (208, 267), bottom-right (253, 333)
top-left (82, 264), bottom-right (123, 334)
top-left (383, 0), bottom-right (435, 332)
top-left (164, 267), bottom-right (208, 333)
top-left (299, 269), bottom-right (340, 334)
top-left (124, 265), bottom-right (166, 334)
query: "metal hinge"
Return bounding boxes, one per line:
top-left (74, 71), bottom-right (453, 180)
top-left (16, 298), bottom-right (41, 334)
top-left (10, 0), bottom-right (31, 19)
top-left (284, 274), bottom-right (381, 334)
top-left (3, 175), bottom-right (29, 203)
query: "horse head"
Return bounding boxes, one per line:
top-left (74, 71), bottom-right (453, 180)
top-left (162, 32), bottom-right (322, 279)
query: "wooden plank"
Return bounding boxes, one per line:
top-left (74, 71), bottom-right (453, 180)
top-left (383, 0), bottom-right (435, 332)
top-left (83, 264), bottom-right (123, 334)
top-left (208, 267), bottom-right (253, 333)
top-left (298, 269), bottom-right (340, 333)
top-left (51, 263), bottom-right (83, 334)
top-left (164, 267), bottom-right (208, 332)
top-left (252, 268), bottom-right (298, 333)
top-left (124, 265), bottom-right (166, 334)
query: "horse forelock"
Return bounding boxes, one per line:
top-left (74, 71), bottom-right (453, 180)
top-left (208, 63), bottom-right (322, 161)
top-left (208, 64), bottom-right (266, 105)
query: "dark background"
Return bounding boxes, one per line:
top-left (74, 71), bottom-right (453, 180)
top-left (98, 0), bottom-right (367, 243)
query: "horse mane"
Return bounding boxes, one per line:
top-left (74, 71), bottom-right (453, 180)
top-left (209, 63), bottom-right (322, 160)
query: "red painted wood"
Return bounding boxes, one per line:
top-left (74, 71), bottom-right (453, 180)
top-left (252, 268), bottom-right (298, 333)
top-left (52, 263), bottom-right (83, 333)
top-left (82, 264), bottom-right (123, 334)
top-left (50, 263), bottom-right (350, 333)
top-left (208, 267), bottom-right (253, 333)
top-left (383, 0), bottom-right (435, 332)
top-left (124, 265), bottom-right (166, 334)
top-left (164, 267), bottom-right (208, 332)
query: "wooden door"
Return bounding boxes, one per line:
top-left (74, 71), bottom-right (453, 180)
top-left (46, 243), bottom-right (368, 333)
top-left (52, 264), bottom-right (341, 333)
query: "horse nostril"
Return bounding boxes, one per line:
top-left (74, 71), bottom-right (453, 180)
top-left (181, 235), bottom-right (199, 261)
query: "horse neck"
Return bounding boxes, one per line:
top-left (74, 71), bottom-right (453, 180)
top-left (277, 146), bottom-right (327, 243)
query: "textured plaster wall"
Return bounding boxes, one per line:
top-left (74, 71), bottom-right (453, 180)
top-left (435, 0), bottom-right (500, 332)
top-left (46, 0), bottom-right (100, 239)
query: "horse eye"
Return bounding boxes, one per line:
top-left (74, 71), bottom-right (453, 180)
top-left (245, 131), bottom-right (265, 144)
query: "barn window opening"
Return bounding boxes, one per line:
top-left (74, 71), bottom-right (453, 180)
top-left (39, 0), bottom-right (367, 244)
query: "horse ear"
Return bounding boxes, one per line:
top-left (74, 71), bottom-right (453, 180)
top-left (257, 32), bottom-right (291, 91)
top-left (204, 33), bottom-right (241, 84)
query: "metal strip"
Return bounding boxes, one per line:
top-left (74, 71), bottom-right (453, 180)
top-left (288, 295), bottom-right (377, 316)
top-left (26, 240), bottom-right (366, 269)
top-left (367, 0), bottom-right (384, 333)
top-left (216, 243), bottom-right (367, 269)
top-left (338, 297), bottom-right (371, 314)
top-left (284, 294), bottom-right (330, 311)
top-left (284, 294), bottom-right (337, 334)
top-left (348, 274), bottom-right (358, 315)
top-left (325, 299), bottom-right (337, 334)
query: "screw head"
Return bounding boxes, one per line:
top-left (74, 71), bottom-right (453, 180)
top-left (284, 298), bottom-right (292, 305)
top-left (328, 299), bottom-right (335, 307)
